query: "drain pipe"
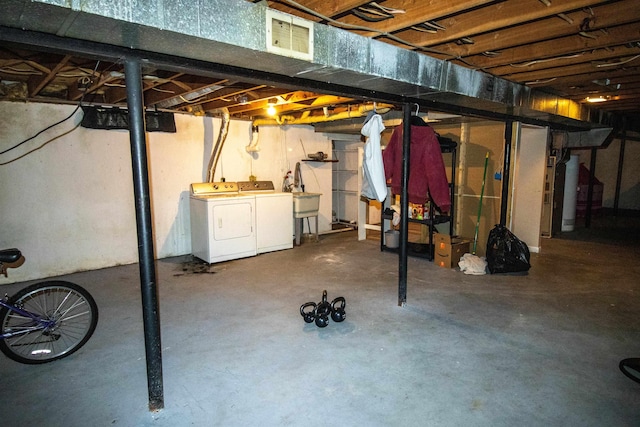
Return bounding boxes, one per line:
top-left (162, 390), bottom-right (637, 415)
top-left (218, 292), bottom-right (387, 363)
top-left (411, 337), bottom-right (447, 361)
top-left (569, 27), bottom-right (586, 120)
top-left (206, 107), bottom-right (230, 182)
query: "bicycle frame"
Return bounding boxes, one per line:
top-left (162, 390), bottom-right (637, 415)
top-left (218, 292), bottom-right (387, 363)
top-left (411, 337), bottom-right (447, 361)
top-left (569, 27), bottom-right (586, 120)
top-left (0, 297), bottom-right (54, 340)
top-left (0, 249), bottom-right (99, 364)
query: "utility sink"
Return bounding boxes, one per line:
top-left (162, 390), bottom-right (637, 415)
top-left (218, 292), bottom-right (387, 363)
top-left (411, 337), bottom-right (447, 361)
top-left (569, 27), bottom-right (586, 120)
top-left (293, 192), bottom-right (321, 218)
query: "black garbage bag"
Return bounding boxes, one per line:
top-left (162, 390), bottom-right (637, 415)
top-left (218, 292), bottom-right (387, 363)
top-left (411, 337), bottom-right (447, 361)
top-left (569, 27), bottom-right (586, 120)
top-left (486, 224), bottom-right (531, 274)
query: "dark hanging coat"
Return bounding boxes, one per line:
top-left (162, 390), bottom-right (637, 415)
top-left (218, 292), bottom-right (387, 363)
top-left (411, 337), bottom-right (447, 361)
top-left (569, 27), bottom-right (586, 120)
top-left (382, 124), bottom-right (451, 212)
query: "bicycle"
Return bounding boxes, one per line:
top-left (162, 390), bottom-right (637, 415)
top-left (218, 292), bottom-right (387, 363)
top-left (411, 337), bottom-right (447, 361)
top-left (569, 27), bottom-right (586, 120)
top-left (0, 248), bottom-right (98, 364)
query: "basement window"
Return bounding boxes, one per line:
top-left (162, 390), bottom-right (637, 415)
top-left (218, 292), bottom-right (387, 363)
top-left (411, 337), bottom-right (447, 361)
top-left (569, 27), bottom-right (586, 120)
top-left (266, 9), bottom-right (314, 61)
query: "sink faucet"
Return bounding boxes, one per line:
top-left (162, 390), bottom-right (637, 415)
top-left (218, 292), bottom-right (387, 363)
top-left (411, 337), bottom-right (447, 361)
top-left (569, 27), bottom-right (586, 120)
top-left (282, 171), bottom-right (293, 192)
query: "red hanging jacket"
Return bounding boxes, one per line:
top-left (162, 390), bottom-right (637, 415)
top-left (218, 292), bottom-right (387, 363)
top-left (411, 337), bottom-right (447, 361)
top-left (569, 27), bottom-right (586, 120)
top-left (383, 125), bottom-right (451, 212)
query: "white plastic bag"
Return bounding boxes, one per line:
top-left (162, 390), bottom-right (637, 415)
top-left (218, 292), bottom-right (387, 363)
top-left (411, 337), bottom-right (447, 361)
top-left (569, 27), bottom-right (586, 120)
top-left (458, 253), bottom-right (487, 275)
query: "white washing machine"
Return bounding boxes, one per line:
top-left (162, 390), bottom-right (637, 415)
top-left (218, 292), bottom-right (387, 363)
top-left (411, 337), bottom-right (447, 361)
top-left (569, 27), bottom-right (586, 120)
top-left (190, 182), bottom-right (257, 263)
top-left (238, 181), bottom-right (293, 254)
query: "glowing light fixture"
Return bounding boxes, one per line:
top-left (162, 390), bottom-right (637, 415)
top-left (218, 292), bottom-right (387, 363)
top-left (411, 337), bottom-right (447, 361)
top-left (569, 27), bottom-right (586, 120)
top-left (586, 96), bottom-right (609, 103)
top-left (266, 98), bottom-right (278, 116)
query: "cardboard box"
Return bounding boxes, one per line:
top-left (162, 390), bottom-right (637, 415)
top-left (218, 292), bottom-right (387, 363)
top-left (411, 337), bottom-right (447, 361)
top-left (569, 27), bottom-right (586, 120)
top-left (434, 233), bottom-right (471, 268)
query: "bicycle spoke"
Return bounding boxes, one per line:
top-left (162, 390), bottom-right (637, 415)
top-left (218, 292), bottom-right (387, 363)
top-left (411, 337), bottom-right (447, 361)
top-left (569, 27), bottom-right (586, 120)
top-left (0, 281), bottom-right (98, 363)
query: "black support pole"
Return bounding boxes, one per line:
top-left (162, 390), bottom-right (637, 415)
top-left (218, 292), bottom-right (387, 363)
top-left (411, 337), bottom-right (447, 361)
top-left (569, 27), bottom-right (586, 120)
top-left (499, 121), bottom-right (513, 226)
top-left (614, 121), bottom-right (627, 216)
top-left (585, 147), bottom-right (597, 228)
top-left (124, 58), bottom-right (164, 411)
top-left (398, 104), bottom-right (411, 306)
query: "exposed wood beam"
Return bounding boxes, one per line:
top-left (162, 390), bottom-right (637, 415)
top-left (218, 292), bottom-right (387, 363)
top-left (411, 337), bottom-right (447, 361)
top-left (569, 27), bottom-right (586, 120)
top-left (27, 54), bottom-right (72, 97)
top-left (260, 0), bottom-right (371, 21)
top-left (389, 0), bottom-right (607, 48)
top-left (104, 73), bottom-right (189, 104)
top-left (144, 81), bottom-right (228, 106)
top-left (485, 45), bottom-right (640, 76)
top-left (472, 21), bottom-right (640, 69)
top-left (429, 1), bottom-right (640, 59)
top-left (506, 62), bottom-right (640, 84)
top-left (332, 0), bottom-right (495, 35)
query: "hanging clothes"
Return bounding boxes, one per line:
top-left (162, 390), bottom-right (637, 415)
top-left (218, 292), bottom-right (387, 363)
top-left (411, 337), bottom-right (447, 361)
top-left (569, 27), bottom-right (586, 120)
top-left (360, 113), bottom-right (387, 202)
top-left (382, 123), bottom-right (451, 212)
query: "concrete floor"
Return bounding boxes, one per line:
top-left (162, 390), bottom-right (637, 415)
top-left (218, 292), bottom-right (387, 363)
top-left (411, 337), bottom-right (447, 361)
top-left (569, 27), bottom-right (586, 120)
top-left (0, 217), bottom-right (638, 426)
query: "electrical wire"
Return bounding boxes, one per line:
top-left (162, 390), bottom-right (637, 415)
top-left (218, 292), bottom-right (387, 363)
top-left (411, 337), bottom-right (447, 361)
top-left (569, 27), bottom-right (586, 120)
top-left (595, 54), bottom-right (640, 67)
top-left (0, 60), bottom-right (102, 158)
top-left (0, 121), bottom-right (82, 165)
top-left (0, 67), bottom-right (42, 75)
top-left (0, 103), bottom-right (82, 156)
top-left (525, 77), bottom-right (557, 85)
top-left (509, 53), bottom-right (584, 68)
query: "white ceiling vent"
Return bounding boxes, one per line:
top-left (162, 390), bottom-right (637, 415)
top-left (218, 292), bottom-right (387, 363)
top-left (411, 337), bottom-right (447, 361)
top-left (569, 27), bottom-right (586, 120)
top-left (266, 9), bottom-right (314, 61)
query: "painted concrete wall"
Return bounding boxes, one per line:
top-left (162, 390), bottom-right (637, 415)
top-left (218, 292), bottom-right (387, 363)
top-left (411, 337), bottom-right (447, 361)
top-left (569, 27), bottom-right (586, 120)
top-left (577, 139), bottom-right (640, 211)
top-left (453, 121), bottom-right (506, 257)
top-left (436, 121), bottom-right (547, 256)
top-left (0, 102), bottom-right (334, 282)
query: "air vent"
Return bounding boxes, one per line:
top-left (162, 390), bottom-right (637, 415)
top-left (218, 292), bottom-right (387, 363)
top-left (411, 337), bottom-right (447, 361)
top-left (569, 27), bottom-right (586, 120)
top-left (266, 9), bottom-right (313, 61)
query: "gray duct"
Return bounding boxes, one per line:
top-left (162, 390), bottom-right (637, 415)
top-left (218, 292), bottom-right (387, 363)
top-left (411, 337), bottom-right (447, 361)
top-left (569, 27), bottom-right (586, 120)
top-left (1, 0), bottom-right (612, 130)
top-left (553, 127), bottom-right (614, 149)
top-left (206, 108), bottom-right (230, 183)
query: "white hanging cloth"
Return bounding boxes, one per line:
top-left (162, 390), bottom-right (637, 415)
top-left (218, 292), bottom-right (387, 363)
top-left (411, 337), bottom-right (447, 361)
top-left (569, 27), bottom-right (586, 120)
top-left (360, 113), bottom-right (387, 202)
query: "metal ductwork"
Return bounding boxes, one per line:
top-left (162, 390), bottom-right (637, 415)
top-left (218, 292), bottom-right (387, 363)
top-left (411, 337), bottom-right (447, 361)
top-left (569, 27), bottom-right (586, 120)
top-left (206, 108), bottom-right (230, 182)
top-left (0, 0), bottom-right (611, 130)
top-left (553, 127), bottom-right (615, 149)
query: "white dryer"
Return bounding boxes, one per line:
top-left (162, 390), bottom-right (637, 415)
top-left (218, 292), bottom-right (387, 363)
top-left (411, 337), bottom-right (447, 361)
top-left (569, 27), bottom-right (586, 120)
top-left (238, 181), bottom-right (293, 254)
top-left (190, 182), bottom-right (256, 263)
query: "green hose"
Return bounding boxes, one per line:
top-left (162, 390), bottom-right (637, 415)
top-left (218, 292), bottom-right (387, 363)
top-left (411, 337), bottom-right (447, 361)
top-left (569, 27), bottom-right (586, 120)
top-left (473, 152), bottom-right (489, 255)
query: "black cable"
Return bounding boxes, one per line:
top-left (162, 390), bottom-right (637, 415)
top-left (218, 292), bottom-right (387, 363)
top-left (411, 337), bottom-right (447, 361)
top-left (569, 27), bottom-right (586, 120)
top-left (0, 60), bottom-right (102, 157)
top-left (0, 121), bottom-right (82, 165)
top-left (0, 103), bottom-right (81, 156)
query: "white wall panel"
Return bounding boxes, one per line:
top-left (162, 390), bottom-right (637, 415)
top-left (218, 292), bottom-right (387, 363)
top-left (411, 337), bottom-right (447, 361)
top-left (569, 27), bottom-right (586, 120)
top-left (0, 102), bottom-right (336, 281)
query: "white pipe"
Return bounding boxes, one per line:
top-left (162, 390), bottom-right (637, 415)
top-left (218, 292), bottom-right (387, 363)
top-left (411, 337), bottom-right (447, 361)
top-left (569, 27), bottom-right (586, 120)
top-left (246, 125), bottom-right (260, 152)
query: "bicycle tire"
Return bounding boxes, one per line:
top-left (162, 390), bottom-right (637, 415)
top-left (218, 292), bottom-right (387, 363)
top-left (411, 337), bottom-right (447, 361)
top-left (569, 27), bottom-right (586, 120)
top-left (619, 358), bottom-right (640, 384)
top-left (0, 280), bottom-right (98, 364)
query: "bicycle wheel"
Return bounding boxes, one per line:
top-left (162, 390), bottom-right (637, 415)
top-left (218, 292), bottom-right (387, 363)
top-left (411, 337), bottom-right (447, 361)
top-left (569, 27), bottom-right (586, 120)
top-left (0, 281), bottom-right (98, 364)
top-left (619, 358), bottom-right (640, 384)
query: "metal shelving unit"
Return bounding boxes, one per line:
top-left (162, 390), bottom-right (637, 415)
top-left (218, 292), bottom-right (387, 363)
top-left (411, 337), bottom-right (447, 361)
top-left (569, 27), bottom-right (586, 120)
top-left (332, 144), bottom-right (359, 230)
top-left (380, 137), bottom-right (457, 260)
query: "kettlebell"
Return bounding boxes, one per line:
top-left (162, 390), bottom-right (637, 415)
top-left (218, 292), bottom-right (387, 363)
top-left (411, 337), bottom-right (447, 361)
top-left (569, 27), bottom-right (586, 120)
top-left (330, 296), bottom-right (346, 322)
top-left (314, 290), bottom-right (331, 328)
top-left (299, 302), bottom-right (317, 324)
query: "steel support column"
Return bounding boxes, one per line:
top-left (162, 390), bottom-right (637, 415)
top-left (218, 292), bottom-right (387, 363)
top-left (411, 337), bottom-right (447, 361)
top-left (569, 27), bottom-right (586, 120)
top-left (614, 121), bottom-right (627, 216)
top-left (398, 104), bottom-right (411, 306)
top-left (500, 121), bottom-right (513, 225)
top-left (124, 58), bottom-right (164, 411)
top-left (585, 147), bottom-right (598, 228)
